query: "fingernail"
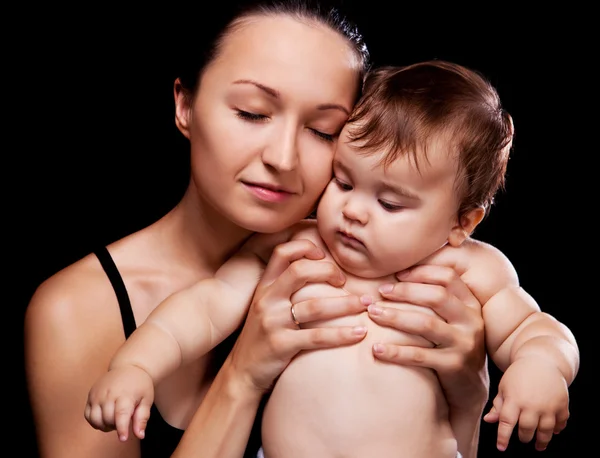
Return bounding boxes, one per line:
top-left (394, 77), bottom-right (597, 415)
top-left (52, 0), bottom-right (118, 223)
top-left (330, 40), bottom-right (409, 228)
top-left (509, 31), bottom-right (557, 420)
top-left (373, 343), bottom-right (385, 353)
top-left (352, 326), bottom-right (367, 335)
top-left (367, 304), bottom-right (382, 315)
top-left (360, 295), bottom-right (372, 306)
top-left (396, 270), bottom-right (409, 279)
top-left (120, 435), bottom-right (127, 442)
top-left (379, 284), bottom-right (393, 293)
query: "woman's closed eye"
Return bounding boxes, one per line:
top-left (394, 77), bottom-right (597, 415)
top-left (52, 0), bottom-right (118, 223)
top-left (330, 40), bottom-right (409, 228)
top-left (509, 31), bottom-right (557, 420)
top-left (236, 110), bottom-right (269, 122)
top-left (236, 110), bottom-right (336, 142)
top-left (310, 128), bottom-right (336, 143)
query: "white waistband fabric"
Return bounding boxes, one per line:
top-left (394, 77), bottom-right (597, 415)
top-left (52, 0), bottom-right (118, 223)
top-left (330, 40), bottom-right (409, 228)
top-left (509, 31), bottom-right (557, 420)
top-left (257, 447), bottom-right (462, 457)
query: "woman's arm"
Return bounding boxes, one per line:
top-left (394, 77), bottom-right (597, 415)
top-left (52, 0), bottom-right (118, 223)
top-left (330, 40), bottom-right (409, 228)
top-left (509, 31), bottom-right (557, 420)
top-left (366, 264), bottom-right (489, 458)
top-left (172, 239), bottom-right (370, 457)
top-left (171, 356), bottom-right (264, 457)
top-left (25, 267), bottom-right (142, 458)
top-left (85, 247), bottom-right (269, 440)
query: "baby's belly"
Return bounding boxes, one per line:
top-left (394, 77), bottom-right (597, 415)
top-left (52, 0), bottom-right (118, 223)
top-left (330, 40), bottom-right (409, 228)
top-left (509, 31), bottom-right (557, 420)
top-left (261, 313), bottom-right (456, 458)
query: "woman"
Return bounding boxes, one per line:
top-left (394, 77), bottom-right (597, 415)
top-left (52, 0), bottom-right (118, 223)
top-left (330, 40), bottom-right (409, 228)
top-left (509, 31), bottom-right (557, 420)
top-left (24, 1), bottom-right (489, 457)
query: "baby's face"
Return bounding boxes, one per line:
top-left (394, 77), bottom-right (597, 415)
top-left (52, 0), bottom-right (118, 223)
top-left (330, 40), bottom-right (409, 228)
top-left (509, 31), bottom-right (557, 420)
top-left (316, 127), bottom-right (462, 278)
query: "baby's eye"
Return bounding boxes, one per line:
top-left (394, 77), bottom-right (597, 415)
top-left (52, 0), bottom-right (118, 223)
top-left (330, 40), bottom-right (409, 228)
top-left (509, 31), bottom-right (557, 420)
top-left (379, 200), bottom-right (403, 212)
top-left (334, 178), bottom-right (352, 191)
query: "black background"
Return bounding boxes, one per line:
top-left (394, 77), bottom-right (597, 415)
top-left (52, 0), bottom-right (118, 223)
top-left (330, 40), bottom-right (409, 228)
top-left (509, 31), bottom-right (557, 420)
top-left (16, 2), bottom-right (592, 457)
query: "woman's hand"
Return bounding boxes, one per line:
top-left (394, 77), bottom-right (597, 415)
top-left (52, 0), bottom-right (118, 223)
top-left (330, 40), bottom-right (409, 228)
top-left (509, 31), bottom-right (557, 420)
top-left (367, 263), bottom-right (489, 455)
top-left (368, 264), bottom-right (488, 407)
top-left (228, 239), bottom-right (370, 393)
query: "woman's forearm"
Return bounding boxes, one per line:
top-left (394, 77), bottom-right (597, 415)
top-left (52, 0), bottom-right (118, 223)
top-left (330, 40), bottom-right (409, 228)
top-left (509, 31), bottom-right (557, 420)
top-left (450, 406), bottom-right (484, 458)
top-left (172, 357), bottom-right (263, 458)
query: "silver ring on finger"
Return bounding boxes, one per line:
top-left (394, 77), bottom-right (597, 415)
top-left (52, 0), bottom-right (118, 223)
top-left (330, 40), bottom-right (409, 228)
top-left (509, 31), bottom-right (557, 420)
top-left (290, 304), bottom-right (301, 327)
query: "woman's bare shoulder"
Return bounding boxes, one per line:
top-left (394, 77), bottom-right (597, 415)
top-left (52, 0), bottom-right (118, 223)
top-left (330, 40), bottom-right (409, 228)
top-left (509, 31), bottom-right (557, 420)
top-left (24, 252), bottom-right (141, 457)
top-left (25, 251), bottom-right (126, 360)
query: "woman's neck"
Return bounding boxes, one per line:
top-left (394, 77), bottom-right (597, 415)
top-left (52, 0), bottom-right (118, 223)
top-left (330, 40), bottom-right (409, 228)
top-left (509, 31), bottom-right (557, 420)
top-left (145, 184), bottom-right (254, 276)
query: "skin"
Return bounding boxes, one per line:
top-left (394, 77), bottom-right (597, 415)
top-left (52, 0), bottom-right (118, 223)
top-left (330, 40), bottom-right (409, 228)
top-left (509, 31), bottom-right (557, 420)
top-left (25, 15), bottom-right (489, 458)
top-left (259, 127), bottom-right (575, 454)
top-left (318, 132), bottom-right (465, 278)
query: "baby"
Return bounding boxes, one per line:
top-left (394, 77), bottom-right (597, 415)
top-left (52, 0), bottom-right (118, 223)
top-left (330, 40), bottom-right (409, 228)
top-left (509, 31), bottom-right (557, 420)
top-left (85, 61), bottom-right (578, 457)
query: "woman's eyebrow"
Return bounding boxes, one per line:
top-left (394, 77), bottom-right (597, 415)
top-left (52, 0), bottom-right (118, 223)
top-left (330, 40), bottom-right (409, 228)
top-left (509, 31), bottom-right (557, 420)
top-left (318, 103), bottom-right (349, 116)
top-left (233, 79), bottom-right (349, 115)
top-left (233, 79), bottom-right (279, 98)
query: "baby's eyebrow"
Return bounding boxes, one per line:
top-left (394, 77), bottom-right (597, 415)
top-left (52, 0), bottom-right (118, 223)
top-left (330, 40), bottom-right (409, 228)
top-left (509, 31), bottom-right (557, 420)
top-left (333, 159), bottom-right (420, 201)
top-left (382, 181), bottom-right (420, 201)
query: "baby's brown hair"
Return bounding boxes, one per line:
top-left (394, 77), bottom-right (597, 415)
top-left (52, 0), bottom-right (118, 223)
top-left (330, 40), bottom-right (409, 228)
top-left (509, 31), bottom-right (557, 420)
top-left (346, 60), bottom-right (514, 222)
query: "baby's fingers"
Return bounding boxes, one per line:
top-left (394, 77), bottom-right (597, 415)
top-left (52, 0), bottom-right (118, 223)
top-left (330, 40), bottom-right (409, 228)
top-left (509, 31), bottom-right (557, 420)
top-left (534, 414), bottom-right (557, 451)
top-left (84, 403), bottom-right (114, 432)
top-left (496, 399), bottom-right (519, 452)
top-left (114, 397), bottom-right (136, 442)
top-left (482, 405), bottom-right (499, 424)
top-left (132, 399), bottom-right (153, 440)
top-left (516, 410), bottom-right (540, 444)
top-left (554, 407), bottom-right (569, 434)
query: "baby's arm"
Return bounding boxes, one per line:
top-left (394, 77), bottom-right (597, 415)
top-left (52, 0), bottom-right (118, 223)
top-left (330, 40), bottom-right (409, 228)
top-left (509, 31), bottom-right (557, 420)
top-left (84, 230), bottom-right (293, 440)
top-left (466, 242), bottom-right (579, 452)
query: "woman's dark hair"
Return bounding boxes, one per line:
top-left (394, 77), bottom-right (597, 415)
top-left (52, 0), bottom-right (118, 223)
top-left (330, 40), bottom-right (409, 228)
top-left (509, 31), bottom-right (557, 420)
top-left (176, 0), bottom-right (370, 97)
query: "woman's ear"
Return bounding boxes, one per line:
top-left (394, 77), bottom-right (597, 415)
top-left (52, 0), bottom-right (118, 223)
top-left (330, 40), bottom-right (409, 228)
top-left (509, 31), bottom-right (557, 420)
top-left (448, 207), bottom-right (485, 247)
top-left (174, 78), bottom-right (192, 140)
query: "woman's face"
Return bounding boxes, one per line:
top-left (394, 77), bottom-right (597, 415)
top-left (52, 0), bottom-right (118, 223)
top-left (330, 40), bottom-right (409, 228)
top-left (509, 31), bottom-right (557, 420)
top-left (178, 15), bottom-right (361, 233)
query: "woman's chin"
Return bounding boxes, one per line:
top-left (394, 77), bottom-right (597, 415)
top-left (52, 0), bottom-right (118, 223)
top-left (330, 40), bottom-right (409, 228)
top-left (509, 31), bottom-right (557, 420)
top-left (235, 211), bottom-right (305, 234)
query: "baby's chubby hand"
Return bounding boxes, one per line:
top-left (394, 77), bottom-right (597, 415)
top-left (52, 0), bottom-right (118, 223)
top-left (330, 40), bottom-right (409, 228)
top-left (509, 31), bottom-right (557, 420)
top-left (483, 357), bottom-right (569, 452)
top-left (84, 365), bottom-right (155, 442)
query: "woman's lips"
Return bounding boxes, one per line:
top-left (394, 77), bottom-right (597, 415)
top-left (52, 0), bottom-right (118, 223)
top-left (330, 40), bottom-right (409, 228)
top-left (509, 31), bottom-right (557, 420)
top-left (243, 182), bottom-right (293, 203)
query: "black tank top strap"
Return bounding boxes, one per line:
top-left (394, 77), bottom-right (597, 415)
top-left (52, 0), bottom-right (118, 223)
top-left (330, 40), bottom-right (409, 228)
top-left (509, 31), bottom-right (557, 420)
top-left (94, 246), bottom-right (136, 338)
top-left (93, 246), bottom-right (263, 456)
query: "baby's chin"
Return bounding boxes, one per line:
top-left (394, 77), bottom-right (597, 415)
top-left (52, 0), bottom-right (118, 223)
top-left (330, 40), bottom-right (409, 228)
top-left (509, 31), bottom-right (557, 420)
top-left (329, 248), bottom-right (395, 280)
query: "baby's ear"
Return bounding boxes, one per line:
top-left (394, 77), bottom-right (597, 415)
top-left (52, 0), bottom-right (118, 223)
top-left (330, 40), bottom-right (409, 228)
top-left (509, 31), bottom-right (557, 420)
top-left (174, 78), bottom-right (192, 139)
top-left (448, 207), bottom-right (485, 247)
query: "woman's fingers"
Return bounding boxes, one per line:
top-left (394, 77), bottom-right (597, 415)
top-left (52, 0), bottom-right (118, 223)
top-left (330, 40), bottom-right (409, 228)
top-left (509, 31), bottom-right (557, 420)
top-left (230, 253), bottom-right (366, 391)
top-left (292, 294), bottom-right (371, 325)
top-left (383, 265), bottom-right (480, 321)
top-left (291, 326), bottom-right (368, 353)
top-left (398, 264), bottom-right (477, 305)
top-left (259, 239), bottom-right (325, 287)
top-left (368, 305), bottom-right (450, 347)
top-left (371, 342), bottom-right (460, 371)
top-left (264, 258), bottom-right (345, 302)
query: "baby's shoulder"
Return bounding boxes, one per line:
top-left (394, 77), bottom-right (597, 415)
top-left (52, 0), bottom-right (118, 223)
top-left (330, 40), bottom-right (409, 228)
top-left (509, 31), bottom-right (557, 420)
top-left (461, 238), bottom-right (517, 273)
top-left (289, 219), bottom-right (325, 247)
top-left (428, 238), bottom-right (520, 305)
top-left (429, 238), bottom-right (513, 269)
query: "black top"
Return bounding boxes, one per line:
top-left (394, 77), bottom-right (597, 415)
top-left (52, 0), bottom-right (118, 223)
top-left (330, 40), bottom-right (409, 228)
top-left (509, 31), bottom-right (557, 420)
top-left (94, 246), bottom-right (264, 457)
